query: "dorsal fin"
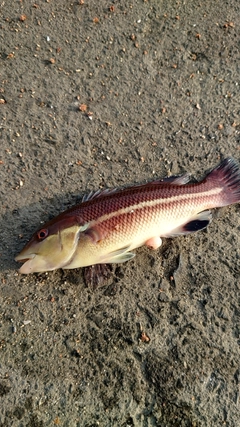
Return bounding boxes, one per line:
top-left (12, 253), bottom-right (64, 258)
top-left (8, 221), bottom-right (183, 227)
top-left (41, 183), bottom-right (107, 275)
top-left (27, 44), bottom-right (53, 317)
top-left (156, 173), bottom-right (191, 185)
top-left (82, 187), bottom-right (118, 202)
top-left (82, 173), bottom-right (191, 202)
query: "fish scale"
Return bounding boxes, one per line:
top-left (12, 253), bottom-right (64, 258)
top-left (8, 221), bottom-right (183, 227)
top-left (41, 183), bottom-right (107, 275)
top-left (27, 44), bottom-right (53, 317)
top-left (15, 157), bottom-right (240, 278)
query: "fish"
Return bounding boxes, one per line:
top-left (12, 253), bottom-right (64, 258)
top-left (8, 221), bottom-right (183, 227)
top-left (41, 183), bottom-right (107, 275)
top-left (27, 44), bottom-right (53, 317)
top-left (15, 157), bottom-right (240, 284)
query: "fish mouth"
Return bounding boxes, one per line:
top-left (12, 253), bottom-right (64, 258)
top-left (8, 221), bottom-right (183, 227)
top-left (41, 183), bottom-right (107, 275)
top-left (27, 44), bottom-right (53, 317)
top-left (15, 253), bottom-right (36, 263)
top-left (15, 253), bottom-right (36, 274)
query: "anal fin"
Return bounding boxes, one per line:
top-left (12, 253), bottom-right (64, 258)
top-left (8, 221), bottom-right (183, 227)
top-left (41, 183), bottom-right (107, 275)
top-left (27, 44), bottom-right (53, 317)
top-left (163, 210), bottom-right (212, 238)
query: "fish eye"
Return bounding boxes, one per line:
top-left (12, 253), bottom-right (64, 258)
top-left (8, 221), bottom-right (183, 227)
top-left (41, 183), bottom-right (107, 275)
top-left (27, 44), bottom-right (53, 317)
top-left (37, 228), bottom-right (48, 240)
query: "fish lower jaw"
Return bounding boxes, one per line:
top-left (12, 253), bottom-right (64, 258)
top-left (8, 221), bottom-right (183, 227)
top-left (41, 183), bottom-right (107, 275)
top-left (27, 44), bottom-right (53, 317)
top-left (17, 254), bottom-right (56, 274)
top-left (17, 256), bottom-right (37, 274)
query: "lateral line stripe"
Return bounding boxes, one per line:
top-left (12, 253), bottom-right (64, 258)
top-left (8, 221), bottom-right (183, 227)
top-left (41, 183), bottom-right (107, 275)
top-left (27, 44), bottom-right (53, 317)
top-left (89, 187), bottom-right (222, 227)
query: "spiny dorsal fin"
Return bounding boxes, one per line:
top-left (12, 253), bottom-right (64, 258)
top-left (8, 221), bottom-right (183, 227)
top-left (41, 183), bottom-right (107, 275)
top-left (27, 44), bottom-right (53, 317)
top-left (82, 173), bottom-right (191, 203)
top-left (82, 187), bottom-right (118, 202)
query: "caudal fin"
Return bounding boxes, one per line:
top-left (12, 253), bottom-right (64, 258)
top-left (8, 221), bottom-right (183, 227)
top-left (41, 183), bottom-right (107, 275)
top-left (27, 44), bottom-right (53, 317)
top-left (206, 157), bottom-right (240, 206)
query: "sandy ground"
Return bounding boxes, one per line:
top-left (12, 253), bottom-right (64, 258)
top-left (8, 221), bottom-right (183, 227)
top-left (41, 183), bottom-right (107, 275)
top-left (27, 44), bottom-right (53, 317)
top-left (0, 1), bottom-right (240, 426)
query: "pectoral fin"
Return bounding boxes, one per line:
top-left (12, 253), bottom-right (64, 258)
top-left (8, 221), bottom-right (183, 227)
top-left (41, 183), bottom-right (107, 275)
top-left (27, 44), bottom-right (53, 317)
top-left (100, 246), bottom-right (135, 264)
top-left (84, 224), bottom-right (108, 244)
top-left (163, 210), bottom-right (212, 238)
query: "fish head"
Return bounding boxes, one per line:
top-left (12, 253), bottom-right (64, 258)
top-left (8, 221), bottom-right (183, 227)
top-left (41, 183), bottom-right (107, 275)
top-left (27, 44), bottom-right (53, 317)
top-left (15, 217), bottom-right (82, 274)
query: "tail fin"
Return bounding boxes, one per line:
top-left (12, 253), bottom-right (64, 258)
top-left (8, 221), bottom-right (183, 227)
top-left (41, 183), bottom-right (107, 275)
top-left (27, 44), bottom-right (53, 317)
top-left (206, 157), bottom-right (240, 206)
